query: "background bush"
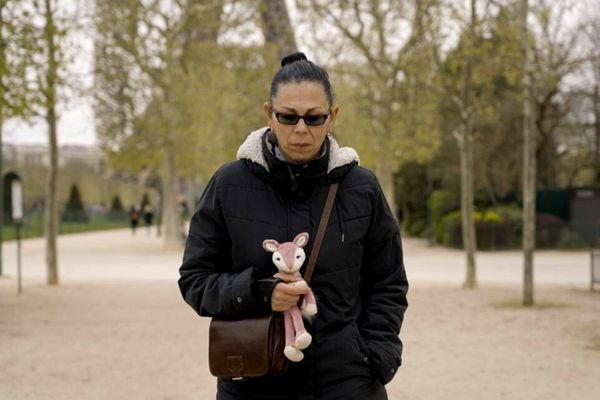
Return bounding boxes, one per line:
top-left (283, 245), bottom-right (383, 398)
top-left (108, 195), bottom-right (127, 220)
top-left (436, 205), bottom-right (586, 250)
top-left (62, 184), bottom-right (89, 223)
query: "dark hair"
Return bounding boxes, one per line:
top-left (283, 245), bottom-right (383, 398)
top-left (269, 52), bottom-right (334, 107)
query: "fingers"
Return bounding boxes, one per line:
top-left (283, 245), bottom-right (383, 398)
top-left (271, 282), bottom-right (310, 312)
top-left (279, 281), bottom-right (310, 295)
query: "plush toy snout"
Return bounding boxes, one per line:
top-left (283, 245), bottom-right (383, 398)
top-left (272, 247), bottom-right (305, 272)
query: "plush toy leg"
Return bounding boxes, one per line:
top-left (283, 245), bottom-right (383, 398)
top-left (290, 306), bottom-right (312, 350)
top-left (283, 311), bottom-right (303, 362)
top-left (301, 289), bottom-right (317, 317)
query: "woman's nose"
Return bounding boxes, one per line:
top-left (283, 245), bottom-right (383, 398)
top-left (293, 119), bottom-right (308, 133)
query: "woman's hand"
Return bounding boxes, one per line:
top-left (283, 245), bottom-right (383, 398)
top-left (271, 281), bottom-right (310, 312)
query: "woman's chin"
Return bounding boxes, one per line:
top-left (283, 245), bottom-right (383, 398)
top-left (287, 151), bottom-right (317, 163)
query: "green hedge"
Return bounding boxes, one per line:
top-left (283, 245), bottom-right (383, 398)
top-left (436, 205), bottom-right (586, 250)
top-left (439, 208), bottom-right (521, 250)
top-left (430, 189), bottom-right (460, 243)
top-left (2, 212), bottom-right (129, 242)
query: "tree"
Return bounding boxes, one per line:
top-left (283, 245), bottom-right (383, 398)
top-left (20, 0), bottom-right (79, 284)
top-left (94, 0), bottom-right (296, 249)
top-left (520, 0), bottom-right (535, 306)
top-left (258, 0), bottom-right (297, 59)
top-left (0, 0), bottom-right (37, 274)
top-left (443, 0), bottom-right (480, 289)
top-left (41, 0), bottom-right (62, 285)
top-left (16, 0), bottom-right (71, 285)
top-left (298, 0), bottom-right (443, 214)
top-left (1, 1), bottom-right (7, 275)
top-left (431, 0), bottom-right (512, 288)
top-left (528, 1), bottom-right (586, 188)
top-left (94, 0), bottom-right (227, 249)
top-left (577, 0), bottom-right (600, 184)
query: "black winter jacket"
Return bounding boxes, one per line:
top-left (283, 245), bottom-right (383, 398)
top-left (179, 128), bottom-right (408, 400)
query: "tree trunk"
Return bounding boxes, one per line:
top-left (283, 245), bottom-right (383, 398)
top-left (259, 0), bottom-right (297, 59)
top-left (162, 139), bottom-right (182, 249)
top-left (375, 157), bottom-right (397, 220)
top-left (521, 0), bottom-right (535, 306)
top-left (0, 111), bottom-right (3, 277)
top-left (371, 101), bottom-right (397, 219)
top-left (460, 0), bottom-right (478, 289)
top-left (44, 0), bottom-right (59, 285)
top-left (0, 2), bottom-right (5, 276)
top-left (594, 83), bottom-right (600, 184)
top-left (459, 123), bottom-right (477, 289)
top-left (156, 0), bottom-right (223, 249)
top-left (183, 0), bottom-right (222, 42)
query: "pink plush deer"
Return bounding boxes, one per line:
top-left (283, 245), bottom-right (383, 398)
top-left (263, 232), bottom-right (317, 362)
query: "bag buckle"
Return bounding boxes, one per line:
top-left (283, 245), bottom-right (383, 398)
top-left (227, 356), bottom-right (244, 378)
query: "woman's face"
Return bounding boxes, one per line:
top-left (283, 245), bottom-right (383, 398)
top-left (264, 82), bottom-right (339, 163)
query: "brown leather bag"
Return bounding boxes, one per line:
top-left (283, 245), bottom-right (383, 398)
top-left (209, 313), bottom-right (287, 378)
top-left (208, 183), bottom-right (339, 379)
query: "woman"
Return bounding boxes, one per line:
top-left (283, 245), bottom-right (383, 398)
top-left (179, 52), bottom-right (408, 400)
top-left (129, 206), bottom-right (139, 235)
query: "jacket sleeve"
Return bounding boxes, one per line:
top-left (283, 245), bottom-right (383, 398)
top-left (358, 179), bottom-right (409, 385)
top-left (178, 174), bottom-right (271, 318)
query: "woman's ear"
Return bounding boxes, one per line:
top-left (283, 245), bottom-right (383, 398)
top-left (263, 102), bottom-right (272, 127)
top-left (328, 104), bottom-right (340, 133)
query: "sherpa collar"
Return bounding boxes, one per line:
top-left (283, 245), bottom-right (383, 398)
top-left (236, 127), bottom-right (360, 174)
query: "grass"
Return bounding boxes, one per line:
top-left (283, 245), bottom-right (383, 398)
top-left (2, 213), bottom-right (130, 242)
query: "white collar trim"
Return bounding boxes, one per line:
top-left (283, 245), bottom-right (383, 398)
top-left (236, 127), bottom-right (360, 173)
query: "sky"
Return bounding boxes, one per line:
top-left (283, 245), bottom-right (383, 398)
top-left (5, 0), bottom-right (96, 146)
top-left (5, 104), bottom-right (96, 146)
top-left (4, 0), bottom-right (272, 147)
top-left (4, 0), bottom-right (588, 147)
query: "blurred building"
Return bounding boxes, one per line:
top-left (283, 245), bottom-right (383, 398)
top-left (2, 143), bottom-right (105, 172)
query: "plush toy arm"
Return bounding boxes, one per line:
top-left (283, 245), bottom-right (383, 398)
top-left (301, 288), bottom-right (317, 317)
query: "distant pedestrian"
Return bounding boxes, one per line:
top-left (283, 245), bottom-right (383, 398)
top-left (143, 204), bottom-right (154, 235)
top-left (129, 206), bottom-right (139, 235)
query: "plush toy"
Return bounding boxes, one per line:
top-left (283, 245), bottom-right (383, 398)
top-left (263, 232), bottom-right (317, 362)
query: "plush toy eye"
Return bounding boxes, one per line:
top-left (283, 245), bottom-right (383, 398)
top-left (296, 255), bottom-right (301, 259)
top-left (275, 257), bottom-right (281, 261)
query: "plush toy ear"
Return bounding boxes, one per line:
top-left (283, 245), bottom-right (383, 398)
top-left (293, 232), bottom-right (309, 248)
top-left (263, 239), bottom-right (280, 252)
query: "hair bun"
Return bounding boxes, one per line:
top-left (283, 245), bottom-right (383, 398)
top-left (281, 52), bottom-right (308, 67)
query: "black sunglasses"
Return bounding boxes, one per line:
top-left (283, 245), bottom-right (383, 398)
top-left (271, 109), bottom-right (330, 126)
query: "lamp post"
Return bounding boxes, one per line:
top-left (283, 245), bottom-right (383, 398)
top-left (9, 172), bottom-right (23, 293)
top-left (11, 175), bottom-right (23, 294)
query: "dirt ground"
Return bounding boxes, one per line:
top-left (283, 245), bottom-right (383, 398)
top-left (0, 230), bottom-right (599, 399)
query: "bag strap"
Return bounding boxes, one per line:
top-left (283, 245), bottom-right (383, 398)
top-left (303, 183), bottom-right (339, 285)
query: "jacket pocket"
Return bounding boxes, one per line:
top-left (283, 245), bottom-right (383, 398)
top-left (351, 324), bottom-right (376, 378)
top-left (314, 324), bottom-right (375, 389)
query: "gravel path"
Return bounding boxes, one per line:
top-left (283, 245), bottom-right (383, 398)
top-left (0, 229), bottom-right (598, 399)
